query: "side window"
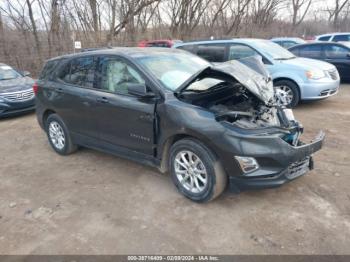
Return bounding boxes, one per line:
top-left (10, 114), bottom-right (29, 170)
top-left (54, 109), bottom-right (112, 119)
top-left (147, 42), bottom-right (169, 48)
top-left (97, 57), bottom-right (145, 95)
top-left (299, 45), bottom-right (322, 58)
top-left (177, 45), bottom-right (195, 53)
top-left (69, 57), bottom-right (95, 88)
top-left (57, 57), bottom-right (95, 88)
top-left (324, 45), bottom-right (349, 58)
top-left (283, 41), bottom-right (297, 48)
top-left (289, 47), bottom-right (299, 56)
top-left (196, 44), bottom-right (226, 62)
top-left (318, 36), bottom-right (331, 41)
top-left (229, 44), bottom-right (258, 60)
top-left (57, 61), bottom-right (71, 83)
top-left (333, 34), bottom-right (350, 42)
top-left (39, 59), bottom-right (60, 80)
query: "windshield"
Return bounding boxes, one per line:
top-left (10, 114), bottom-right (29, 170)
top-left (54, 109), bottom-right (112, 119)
top-left (0, 65), bottom-right (22, 81)
top-left (255, 40), bottom-right (296, 60)
top-left (136, 52), bottom-right (210, 90)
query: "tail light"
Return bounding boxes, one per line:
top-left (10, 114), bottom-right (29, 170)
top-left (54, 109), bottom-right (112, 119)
top-left (33, 82), bottom-right (39, 95)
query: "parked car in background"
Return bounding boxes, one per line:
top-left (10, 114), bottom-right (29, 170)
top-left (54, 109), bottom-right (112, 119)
top-left (174, 39), bottom-right (340, 107)
top-left (137, 39), bottom-right (182, 48)
top-left (35, 48), bottom-right (324, 202)
top-left (315, 32), bottom-right (350, 42)
top-left (0, 63), bottom-right (35, 117)
top-left (289, 42), bottom-right (350, 81)
top-left (271, 37), bottom-right (306, 48)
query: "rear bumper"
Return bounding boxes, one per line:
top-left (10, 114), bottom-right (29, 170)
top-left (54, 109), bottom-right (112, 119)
top-left (227, 131), bottom-right (324, 193)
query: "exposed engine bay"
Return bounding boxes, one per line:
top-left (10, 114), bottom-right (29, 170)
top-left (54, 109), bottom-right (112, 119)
top-left (177, 79), bottom-right (303, 145)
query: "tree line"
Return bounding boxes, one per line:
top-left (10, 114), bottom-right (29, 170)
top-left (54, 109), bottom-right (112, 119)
top-left (0, 0), bottom-right (350, 75)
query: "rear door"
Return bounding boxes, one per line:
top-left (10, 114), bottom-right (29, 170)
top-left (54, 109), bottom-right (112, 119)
top-left (93, 55), bottom-right (156, 155)
top-left (324, 44), bottom-right (350, 80)
top-left (50, 56), bottom-right (99, 138)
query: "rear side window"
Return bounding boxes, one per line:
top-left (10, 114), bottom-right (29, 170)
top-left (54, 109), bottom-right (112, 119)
top-left (318, 36), bottom-right (331, 41)
top-left (58, 56), bottom-right (95, 88)
top-left (196, 44), bottom-right (226, 62)
top-left (333, 34), bottom-right (350, 42)
top-left (39, 60), bottom-right (60, 80)
top-left (299, 45), bottom-right (322, 58)
top-left (229, 44), bottom-right (258, 60)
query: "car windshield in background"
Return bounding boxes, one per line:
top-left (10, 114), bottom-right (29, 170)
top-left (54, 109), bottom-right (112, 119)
top-left (136, 53), bottom-right (210, 91)
top-left (0, 65), bottom-right (22, 81)
top-left (255, 41), bottom-right (296, 60)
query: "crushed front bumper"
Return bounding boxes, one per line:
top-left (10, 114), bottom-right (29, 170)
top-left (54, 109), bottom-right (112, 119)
top-left (228, 131), bottom-right (325, 192)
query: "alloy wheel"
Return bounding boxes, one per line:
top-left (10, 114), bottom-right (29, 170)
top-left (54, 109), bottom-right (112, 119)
top-left (275, 85), bottom-right (294, 105)
top-left (48, 121), bottom-right (65, 150)
top-left (174, 150), bottom-right (208, 194)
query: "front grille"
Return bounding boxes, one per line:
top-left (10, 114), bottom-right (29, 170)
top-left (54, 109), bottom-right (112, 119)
top-left (327, 69), bottom-right (339, 80)
top-left (0, 89), bottom-right (34, 102)
top-left (286, 157), bottom-right (310, 180)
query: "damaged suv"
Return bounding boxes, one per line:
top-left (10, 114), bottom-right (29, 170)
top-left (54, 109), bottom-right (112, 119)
top-left (35, 48), bottom-right (324, 202)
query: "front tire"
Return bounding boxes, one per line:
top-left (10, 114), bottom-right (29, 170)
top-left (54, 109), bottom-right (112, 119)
top-left (45, 114), bottom-right (77, 155)
top-left (169, 138), bottom-right (227, 202)
top-left (274, 79), bottom-right (300, 108)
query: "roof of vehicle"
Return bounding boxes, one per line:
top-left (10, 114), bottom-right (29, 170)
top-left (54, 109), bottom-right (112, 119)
top-left (139, 39), bottom-right (179, 43)
top-left (316, 32), bottom-right (350, 38)
top-left (288, 41), bottom-right (350, 49)
top-left (0, 63), bottom-right (8, 66)
top-left (174, 38), bottom-right (271, 47)
top-left (46, 47), bottom-right (186, 62)
top-left (271, 37), bottom-right (306, 42)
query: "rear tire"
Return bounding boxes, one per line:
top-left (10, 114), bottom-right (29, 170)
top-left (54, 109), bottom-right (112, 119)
top-left (45, 114), bottom-right (77, 155)
top-left (274, 79), bottom-right (300, 108)
top-left (169, 138), bottom-right (227, 202)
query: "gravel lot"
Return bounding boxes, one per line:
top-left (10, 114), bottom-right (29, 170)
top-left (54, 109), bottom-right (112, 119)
top-left (0, 85), bottom-right (349, 255)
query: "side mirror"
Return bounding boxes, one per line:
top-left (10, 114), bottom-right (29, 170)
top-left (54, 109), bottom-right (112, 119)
top-left (127, 83), bottom-right (155, 98)
top-left (22, 71), bottom-right (31, 76)
top-left (347, 53), bottom-right (350, 58)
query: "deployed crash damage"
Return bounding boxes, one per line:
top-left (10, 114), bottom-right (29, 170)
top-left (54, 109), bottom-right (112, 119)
top-left (175, 56), bottom-right (307, 146)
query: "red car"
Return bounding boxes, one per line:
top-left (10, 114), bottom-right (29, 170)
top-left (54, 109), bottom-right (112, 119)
top-left (137, 39), bottom-right (182, 48)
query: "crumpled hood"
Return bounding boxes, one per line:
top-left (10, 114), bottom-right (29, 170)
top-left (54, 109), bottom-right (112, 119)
top-left (213, 58), bottom-right (275, 105)
top-left (0, 77), bottom-right (35, 93)
top-left (278, 57), bottom-right (335, 71)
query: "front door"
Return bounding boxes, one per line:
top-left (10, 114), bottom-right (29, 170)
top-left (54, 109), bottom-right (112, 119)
top-left (93, 55), bottom-right (156, 155)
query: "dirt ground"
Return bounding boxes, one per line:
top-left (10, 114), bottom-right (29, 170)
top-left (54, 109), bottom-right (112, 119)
top-left (0, 85), bottom-right (349, 255)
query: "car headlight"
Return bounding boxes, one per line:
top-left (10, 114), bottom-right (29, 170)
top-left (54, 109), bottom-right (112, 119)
top-left (235, 156), bottom-right (259, 174)
top-left (305, 69), bottom-right (326, 80)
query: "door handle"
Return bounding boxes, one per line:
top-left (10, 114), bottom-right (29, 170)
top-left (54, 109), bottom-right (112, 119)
top-left (56, 88), bottom-right (64, 93)
top-left (96, 97), bottom-right (109, 104)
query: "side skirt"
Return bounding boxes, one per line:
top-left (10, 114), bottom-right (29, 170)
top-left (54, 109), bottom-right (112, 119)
top-left (71, 132), bottom-right (161, 169)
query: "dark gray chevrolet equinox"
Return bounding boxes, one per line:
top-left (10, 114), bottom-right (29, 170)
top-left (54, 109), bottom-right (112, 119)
top-left (35, 48), bottom-right (324, 202)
